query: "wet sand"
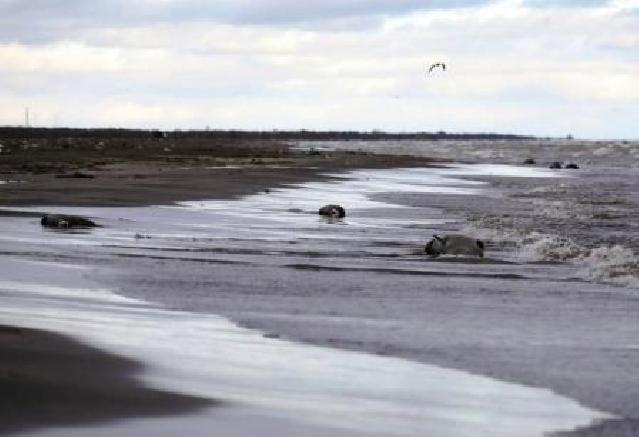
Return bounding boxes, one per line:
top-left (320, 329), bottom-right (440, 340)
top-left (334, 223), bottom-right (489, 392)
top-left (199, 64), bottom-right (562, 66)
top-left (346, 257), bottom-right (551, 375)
top-left (0, 253), bottom-right (608, 437)
top-left (1, 135), bottom-right (637, 436)
top-left (0, 325), bottom-right (214, 435)
top-left (0, 135), bottom-right (435, 435)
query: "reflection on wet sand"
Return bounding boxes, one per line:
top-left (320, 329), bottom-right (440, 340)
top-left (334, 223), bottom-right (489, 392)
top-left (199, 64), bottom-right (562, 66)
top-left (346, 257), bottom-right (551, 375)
top-left (0, 257), bottom-right (608, 437)
top-left (1, 162), bottom-right (635, 436)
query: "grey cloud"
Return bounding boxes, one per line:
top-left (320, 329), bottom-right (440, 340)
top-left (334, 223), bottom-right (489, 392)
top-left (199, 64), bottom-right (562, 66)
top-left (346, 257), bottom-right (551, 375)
top-left (185, 0), bottom-right (490, 25)
top-left (14, 0), bottom-right (490, 22)
top-left (0, 0), bottom-right (489, 43)
top-left (524, 0), bottom-right (610, 7)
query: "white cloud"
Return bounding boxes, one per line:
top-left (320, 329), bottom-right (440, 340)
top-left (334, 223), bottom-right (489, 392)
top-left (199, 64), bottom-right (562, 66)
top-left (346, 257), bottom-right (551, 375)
top-left (0, 0), bottom-right (637, 138)
top-left (0, 42), bottom-right (129, 73)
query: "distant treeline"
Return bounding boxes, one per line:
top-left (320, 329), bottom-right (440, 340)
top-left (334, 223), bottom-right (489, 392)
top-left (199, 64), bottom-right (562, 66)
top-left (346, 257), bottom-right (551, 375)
top-left (0, 127), bottom-right (534, 141)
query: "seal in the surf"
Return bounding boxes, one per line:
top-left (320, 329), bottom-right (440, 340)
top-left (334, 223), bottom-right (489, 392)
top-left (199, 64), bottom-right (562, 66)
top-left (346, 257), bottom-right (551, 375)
top-left (425, 234), bottom-right (484, 258)
top-left (318, 204), bottom-right (346, 218)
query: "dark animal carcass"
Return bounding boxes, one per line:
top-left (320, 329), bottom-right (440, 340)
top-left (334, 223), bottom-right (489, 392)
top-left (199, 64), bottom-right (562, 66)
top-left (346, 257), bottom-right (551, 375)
top-left (318, 204), bottom-right (346, 218)
top-left (41, 214), bottom-right (98, 229)
top-left (425, 234), bottom-right (484, 258)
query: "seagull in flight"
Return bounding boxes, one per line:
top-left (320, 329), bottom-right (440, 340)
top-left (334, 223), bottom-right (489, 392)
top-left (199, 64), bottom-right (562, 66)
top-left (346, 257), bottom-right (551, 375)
top-left (427, 63), bottom-right (446, 74)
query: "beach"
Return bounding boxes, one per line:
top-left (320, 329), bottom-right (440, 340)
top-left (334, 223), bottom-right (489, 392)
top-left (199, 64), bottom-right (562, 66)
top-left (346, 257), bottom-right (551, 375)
top-left (1, 132), bottom-right (638, 436)
top-left (0, 324), bottom-right (215, 435)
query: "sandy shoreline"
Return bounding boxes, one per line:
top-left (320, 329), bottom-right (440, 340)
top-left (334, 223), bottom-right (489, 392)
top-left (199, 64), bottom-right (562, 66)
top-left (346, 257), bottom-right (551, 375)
top-left (1, 136), bottom-right (637, 436)
top-left (0, 132), bottom-right (436, 207)
top-left (0, 136), bottom-right (436, 435)
top-left (0, 254), bottom-right (607, 437)
top-left (0, 325), bottom-right (215, 435)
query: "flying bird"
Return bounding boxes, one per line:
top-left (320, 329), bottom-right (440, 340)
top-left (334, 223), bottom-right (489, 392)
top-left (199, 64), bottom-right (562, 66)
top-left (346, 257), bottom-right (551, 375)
top-left (427, 63), bottom-right (446, 74)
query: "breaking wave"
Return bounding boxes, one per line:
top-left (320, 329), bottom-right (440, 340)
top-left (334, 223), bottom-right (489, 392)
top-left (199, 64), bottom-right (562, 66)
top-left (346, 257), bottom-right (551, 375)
top-left (462, 223), bottom-right (639, 288)
top-left (579, 246), bottom-right (639, 288)
top-left (519, 235), bottom-right (588, 263)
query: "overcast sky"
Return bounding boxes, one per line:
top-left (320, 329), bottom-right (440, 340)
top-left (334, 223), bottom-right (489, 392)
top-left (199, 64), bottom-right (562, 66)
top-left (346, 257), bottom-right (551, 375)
top-left (0, 0), bottom-right (637, 138)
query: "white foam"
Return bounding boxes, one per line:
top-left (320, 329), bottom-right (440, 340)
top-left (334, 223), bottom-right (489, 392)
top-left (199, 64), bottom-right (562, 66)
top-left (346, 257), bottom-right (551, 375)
top-left (519, 235), bottom-right (588, 263)
top-left (181, 167), bottom-right (483, 215)
top-left (175, 166), bottom-right (488, 237)
top-left (463, 222), bottom-right (639, 288)
top-left (463, 223), bottom-right (586, 263)
top-left (442, 163), bottom-right (559, 179)
top-left (178, 164), bottom-right (552, 234)
top-left (579, 245), bottom-right (639, 288)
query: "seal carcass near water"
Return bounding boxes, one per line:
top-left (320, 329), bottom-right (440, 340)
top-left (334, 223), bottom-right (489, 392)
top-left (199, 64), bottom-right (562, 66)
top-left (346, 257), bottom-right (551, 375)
top-left (318, 204), bottom-right (346, 218)
top-left (425, 234), bottom-right (485, 258)
top-left (41, 214), bottom-right (98, 229)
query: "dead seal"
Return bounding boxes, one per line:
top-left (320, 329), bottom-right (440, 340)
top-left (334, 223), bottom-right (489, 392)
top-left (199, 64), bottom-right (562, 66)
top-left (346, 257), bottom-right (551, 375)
top-left (318, 204), bottom-right (346, 218)
top-left (425, 234), bottom-right (484, 258)
top-left (41, 214), bottom-right (98, 229)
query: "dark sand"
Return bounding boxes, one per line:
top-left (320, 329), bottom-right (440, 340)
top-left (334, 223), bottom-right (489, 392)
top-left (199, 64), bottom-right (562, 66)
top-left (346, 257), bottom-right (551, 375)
top-left (0, 132), bottom-right (435, 207)
top-left (0, 325), bottom-right (214, 435)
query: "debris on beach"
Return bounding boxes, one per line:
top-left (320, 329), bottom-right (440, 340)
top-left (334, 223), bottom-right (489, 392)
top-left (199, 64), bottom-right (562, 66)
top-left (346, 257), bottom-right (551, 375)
top-left (319, 204), bottom-right (346, 218)
top-left (41, 214), bottom-right (98, 229)
top-left (549, 162), bottom-right (563, 169)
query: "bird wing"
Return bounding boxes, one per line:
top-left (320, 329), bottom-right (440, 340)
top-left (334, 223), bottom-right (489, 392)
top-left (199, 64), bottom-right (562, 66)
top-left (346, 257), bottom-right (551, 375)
top-left (428, 63), bottom-right (446, 73)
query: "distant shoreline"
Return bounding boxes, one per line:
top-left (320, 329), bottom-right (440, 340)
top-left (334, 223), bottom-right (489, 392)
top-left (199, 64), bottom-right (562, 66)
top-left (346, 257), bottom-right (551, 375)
top-left (0, 129), bottom-right (437, 207)
top-left (0, 126), bottom-right (535, 141)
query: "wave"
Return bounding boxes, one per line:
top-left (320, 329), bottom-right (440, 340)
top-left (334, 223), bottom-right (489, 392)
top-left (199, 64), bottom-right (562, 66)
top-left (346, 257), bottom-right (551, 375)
top-left (519, 235), bottom-right (588, 263)
top-left (462, 223), bottom-right (639, 288)
top-left (579, 245), bottom-right (639, 288)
